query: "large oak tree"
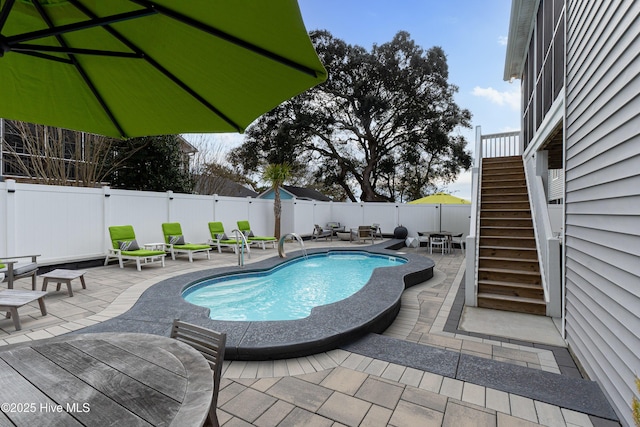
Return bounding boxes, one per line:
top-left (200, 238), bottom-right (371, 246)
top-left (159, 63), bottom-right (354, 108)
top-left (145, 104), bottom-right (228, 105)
top-left (230, 30), bottom-right (472, 202)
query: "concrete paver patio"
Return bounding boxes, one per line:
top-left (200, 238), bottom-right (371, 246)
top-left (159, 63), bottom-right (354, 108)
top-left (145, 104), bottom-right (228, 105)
top-left (0, 240), bottom-right (620, 426)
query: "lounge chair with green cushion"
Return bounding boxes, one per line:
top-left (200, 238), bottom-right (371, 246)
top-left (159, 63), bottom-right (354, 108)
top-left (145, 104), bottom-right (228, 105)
top-left (0, 255), bottom-right (40, 289)
top-left (207, 222), bottom-right (250, 255)
top-left (105, 225), bottom-right (166, 271)
top-left (161, 223), bottom-right (211, 262)
top-left (236, 220), bottom-right (277, 250)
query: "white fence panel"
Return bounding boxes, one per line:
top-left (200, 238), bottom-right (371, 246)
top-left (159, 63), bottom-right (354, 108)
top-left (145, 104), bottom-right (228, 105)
top-left (311, 201), bottom-right (334, 230)
top-left (363, 203), bottom-right (397, 236)
top-left (441, 205), bottom-right (472, 236)
top-left (213, 196), bottom-right (251, 233)
top-left (331, 203), bottom-right (365, 231)
top-left (1, 181), bottom-right (471, 264)
top-left (0, 184), bottom-right (6, 255)
top-left (6, 183), bottom-right (104, 262)
top-left (108, 189), bottom-right (169, 244)
top-left (168, 194), bottom-right (215, 243)
top-left (398, 204), bottom-right (439, 237)
top-left (246, 198), bottom-right (275, 236)
top-left (290, 199), bottom-right (314, 236)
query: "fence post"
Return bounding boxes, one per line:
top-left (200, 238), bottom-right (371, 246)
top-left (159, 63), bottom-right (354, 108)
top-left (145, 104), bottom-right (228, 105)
top-left (167, 190), bottom-right (174, 222)
top-left (4, 179), bottom-right (16, 254)
top-left (102, 186), bottom-right (111, 254)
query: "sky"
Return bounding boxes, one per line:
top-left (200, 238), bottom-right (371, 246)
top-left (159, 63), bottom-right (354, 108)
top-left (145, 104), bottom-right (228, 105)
top-left (187, 0), bottom-right (521, 201)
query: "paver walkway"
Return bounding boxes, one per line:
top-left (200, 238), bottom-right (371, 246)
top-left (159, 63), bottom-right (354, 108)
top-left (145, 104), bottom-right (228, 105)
top-left (0, 240), bottom-right (620, 426)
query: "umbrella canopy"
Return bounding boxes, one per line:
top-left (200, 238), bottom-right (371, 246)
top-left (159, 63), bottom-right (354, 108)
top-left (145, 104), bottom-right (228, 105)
top-left (408, 193), bottom-right (471, 204)
top-left (0, 0), bottom-right (327, 138)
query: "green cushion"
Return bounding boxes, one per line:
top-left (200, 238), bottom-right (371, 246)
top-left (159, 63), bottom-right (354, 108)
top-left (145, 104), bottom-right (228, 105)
top-left (0, 263), bottom-right (4, 269)
top-left (237, 220), bottom-right (251, 232)
top-left (219, 239), bottom-right (240, 244)
top-left (162, 223), bottom-right (183, 243)
top-left (237, 220), bottom-right (275, 240)
top-left (121, 250), bottom-right (166, 257)
top-left (109, 225), bottom-right (136, 249)
top-left (174, 244), bottom-right (210, 251)
top-left (208, 221), bottom-right (225, 236)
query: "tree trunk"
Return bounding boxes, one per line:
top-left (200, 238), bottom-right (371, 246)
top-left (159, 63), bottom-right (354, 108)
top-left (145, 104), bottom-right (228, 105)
top-left (274, 187), bottom-right (282, 239)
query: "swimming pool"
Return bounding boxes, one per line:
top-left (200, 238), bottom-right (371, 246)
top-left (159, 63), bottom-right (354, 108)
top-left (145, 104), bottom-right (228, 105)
top-left (183, 252), bottom-right (406, 321)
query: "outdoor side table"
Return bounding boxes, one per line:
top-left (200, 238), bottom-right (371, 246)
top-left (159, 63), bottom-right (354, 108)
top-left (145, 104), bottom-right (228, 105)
top-left (144, 242), bottom-right (167, 251)
top-left (0, 289), bottom-right (47, 331)
top-left (41, 269), bottom-right (87, 297)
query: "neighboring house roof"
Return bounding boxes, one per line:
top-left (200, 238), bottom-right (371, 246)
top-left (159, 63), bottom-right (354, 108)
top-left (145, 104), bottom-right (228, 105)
top-left (194, 175), bottom-right (258, 197)
top-left (257, 185), bottom-right (332, 202)
top-left (503, 0), bottom-right (539, 81)
top-left (177, 135), bottom-right (198, 155)
top-left (283, 185), bottom-right (332, 201)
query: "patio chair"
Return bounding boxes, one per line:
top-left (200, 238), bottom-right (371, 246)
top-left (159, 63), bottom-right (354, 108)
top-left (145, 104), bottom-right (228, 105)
top-left (430, 234), bottom-right (447, 254)
top-left (0, 255), bottom-right (39, 290)
top-left (371, 223), bottom-right (383, 240)
top-left (105, 225), bottom-right (166, 271)
top-left (161, 223), bottom-right (211, 262)
top-left (356, 225), bottom-right (374, 244)
top-left (170, 319), bottom-right (226, 427)
top-left (325, 222), bottom-right (345, 233)
top-left (450, 233), bottom-right (465, 254)
top-left (207, 222), bottom-right (250, 254)
top-left (236, 220), bottom-right (277, 250)
top-left (312, 224), bottom-right (333, 241)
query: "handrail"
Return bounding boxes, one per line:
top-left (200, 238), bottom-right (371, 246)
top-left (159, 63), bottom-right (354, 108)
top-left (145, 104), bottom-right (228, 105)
top-left (278, 233), bottom-right (306, 258)
top-left (465, 127), bottom-right (482, 307)
top-left (230, 229), bottom-right (250, 266)
top-left (523, 158), bottom-right (561, 317)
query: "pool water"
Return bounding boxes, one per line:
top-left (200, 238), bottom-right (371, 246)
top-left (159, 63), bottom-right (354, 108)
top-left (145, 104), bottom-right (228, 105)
top-left (183, 252), bottom-right (406, 321)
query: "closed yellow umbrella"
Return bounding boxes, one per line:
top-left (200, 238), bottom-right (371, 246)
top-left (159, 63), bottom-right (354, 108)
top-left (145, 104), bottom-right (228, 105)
top-left (408, 193), bottom-right (470, 204)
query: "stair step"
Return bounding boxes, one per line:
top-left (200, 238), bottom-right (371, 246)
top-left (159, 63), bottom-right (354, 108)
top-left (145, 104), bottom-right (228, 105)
top-left (479, 236), bottom-right (536, 248)
top-left (479, 256), bottom-right (540, 272)
top-left (482, 179), bottom-right (527, 188)
top-left (483, 172), bottom-right (524, 179)
top-left (482, 201), bottom-right (531, 210)
top-left (481, 209), bottom-right (532, 219)
top-left (478, 279), bottom-right (544, 298)
top-left (480, 217), bottom-right (533, 227)
top-left (478, 267), bottom-right (542, 285)
top-left (477, 293), bottom-right (546, 315)
top-left (482, 186), bottom-right (528, 195)
top-left (482, 193), bottom-right (529, 202)
top-left (482, 156), bottom-right (522, 165)
top-left (480, 226), bottom-right (534, 237)
top-left (479, 246), bottom-right (538, 259)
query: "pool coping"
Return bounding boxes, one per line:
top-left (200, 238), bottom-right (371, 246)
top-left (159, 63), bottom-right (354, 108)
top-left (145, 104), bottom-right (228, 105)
top-left (76, 240), bottom-right (435, 360)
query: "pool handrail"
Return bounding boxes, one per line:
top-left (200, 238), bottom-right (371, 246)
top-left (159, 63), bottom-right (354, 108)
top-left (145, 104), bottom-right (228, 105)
top-left (230, 229), bottom-right (250, 266)
top-left (278, 233), bottom-right (307, 258)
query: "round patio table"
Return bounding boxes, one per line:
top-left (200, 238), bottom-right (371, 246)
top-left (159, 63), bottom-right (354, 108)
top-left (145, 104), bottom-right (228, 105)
top-left (0, 332), bottom-right (213, 426)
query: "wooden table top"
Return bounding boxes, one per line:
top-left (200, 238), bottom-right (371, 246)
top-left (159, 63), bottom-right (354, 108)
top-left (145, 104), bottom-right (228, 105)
top-left (0, 333), bottom-right (213, 426)
top-left (39, 269), bottom-right (87, 280)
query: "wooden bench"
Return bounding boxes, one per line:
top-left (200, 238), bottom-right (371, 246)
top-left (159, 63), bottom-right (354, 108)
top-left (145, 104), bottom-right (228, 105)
top-left (0, 290), bottom-right (47, 331)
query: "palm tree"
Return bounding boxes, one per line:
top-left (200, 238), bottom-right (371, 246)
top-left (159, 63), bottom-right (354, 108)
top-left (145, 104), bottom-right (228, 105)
top-left (263, 163), bottom-right (291, 239)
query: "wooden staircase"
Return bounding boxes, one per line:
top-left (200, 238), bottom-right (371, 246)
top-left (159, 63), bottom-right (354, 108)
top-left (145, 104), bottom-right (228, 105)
top-left (477, 156), bottom-right (546, 315)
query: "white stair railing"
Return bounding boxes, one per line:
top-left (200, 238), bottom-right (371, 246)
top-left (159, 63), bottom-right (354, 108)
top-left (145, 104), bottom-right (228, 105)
top-left (524, 157), bottom-right (562, 317)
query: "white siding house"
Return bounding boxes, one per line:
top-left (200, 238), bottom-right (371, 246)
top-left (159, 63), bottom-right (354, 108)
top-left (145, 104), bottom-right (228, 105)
top-left (504, 1), bottom-right (640, 425)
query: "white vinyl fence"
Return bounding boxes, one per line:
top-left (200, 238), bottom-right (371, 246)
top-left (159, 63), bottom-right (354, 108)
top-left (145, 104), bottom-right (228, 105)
top-left (0, 180), bottom-right (471, 265)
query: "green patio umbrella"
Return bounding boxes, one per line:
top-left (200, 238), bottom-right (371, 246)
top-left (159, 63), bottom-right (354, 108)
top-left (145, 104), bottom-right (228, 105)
top-left (0, 0), bottom-right (327, 138)
top-left (407, 193), bottom-right (471, 204)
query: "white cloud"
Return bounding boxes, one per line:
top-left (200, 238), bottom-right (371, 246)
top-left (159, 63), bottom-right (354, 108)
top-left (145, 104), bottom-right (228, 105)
top-left (498, 36), bottom-right (508, 46)
top-left (472, 86), bottom-right (520, 110)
